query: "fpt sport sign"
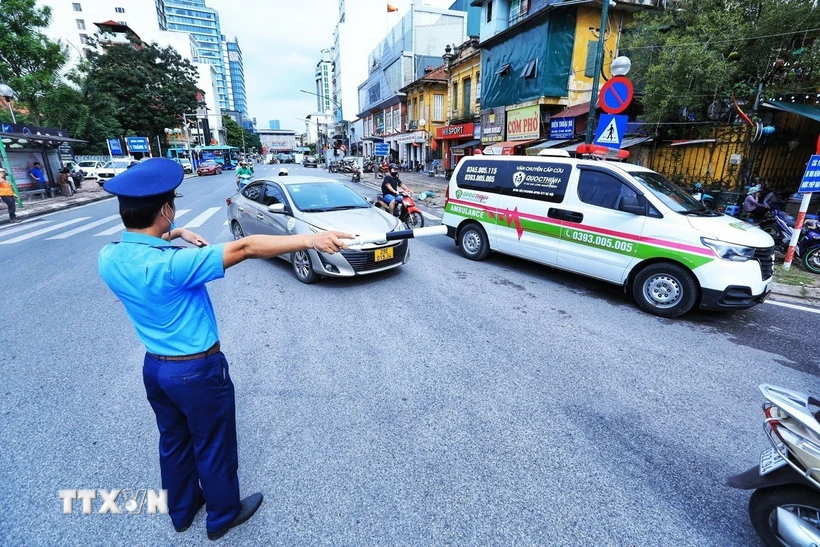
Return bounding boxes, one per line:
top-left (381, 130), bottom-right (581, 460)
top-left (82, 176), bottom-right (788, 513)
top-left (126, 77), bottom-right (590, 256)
top-left (506, 105), bottom-right (541, 141)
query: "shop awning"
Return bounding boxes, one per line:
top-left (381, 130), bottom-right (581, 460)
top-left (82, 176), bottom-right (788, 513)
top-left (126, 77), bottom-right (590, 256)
top-left (483, 139), bottom-right (541, 154)
top-left (450, 139), bottom-right (481, 151)
top-left (762, 100), bottom-right (820, 123)
top-left (525, 139), bottom-right (573, 155)
top-left (363, 136), bottom-right (384, 142)
top-left (552, 102), bottom-right (591, 119)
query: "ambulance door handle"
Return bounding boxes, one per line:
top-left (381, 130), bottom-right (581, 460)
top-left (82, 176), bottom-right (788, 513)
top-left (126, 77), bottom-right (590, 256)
top-left (564, 211), bottom-right (584, 223)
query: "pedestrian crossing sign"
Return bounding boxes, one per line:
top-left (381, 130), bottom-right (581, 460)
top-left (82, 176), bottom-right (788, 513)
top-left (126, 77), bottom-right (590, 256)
top-left (593, 114), bottom-right (628, 149)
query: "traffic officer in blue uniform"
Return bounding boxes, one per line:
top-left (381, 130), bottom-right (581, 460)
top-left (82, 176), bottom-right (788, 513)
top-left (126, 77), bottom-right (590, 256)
top-left (98, 158), bottom-right (352, 540)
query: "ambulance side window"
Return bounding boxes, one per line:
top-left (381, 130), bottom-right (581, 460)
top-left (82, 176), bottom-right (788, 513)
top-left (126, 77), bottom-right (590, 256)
top-left (578, 170), bottom-right (640, 212)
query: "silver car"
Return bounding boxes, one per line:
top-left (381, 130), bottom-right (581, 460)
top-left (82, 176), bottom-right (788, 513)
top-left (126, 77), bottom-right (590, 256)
top-left (226, 176), bottom-right (409, 283)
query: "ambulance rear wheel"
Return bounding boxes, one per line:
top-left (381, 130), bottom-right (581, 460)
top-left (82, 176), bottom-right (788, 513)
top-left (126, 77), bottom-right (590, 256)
top-left (459, 223), bottom-right (490, 261)
top-left (633, 263), bottom-right (698, 317)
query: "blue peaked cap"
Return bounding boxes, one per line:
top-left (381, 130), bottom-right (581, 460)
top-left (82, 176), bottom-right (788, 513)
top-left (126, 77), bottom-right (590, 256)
top-left (103, 158), bottom-right (183, 207)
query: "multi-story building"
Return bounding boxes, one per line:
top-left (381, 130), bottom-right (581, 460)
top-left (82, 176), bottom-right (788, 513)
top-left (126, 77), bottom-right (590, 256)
top-left (314, 49), bottom-right (334, 115)
top-left (164, 0), bottom-right (229, 111)
top-left (256, 129), bottom-right (297, 154)
top-left (398, 66), bottom-right (448, 169)
top-left (438, 37), bottom-right (481, 170)
top-left (357, 3), bottom-right (466, 159)
top-left (39, 0), bottom-right (168, 67)
top-left (222, 36), bottom-right (248, 121)
top-left (471, 0), bottom-right (655, 155)
top-left (269, 120), bottom-right (281, 130)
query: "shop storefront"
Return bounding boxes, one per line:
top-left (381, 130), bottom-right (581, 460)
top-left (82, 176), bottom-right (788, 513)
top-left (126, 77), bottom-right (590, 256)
top-left (395, 131), bottom-right (426, 168)
top-left (436, 122), bottom-right (475, 170)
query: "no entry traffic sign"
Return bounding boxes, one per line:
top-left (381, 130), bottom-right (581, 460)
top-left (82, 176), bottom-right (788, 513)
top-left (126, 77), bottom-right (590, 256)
top-left (599, 76), bottom-right (634, 115)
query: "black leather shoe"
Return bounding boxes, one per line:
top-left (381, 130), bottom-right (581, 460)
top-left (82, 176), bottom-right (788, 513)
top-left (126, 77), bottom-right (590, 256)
top-left (175, 495), bottom-right (206, 533)
top-left (207, 493), bottom-right (263, 541)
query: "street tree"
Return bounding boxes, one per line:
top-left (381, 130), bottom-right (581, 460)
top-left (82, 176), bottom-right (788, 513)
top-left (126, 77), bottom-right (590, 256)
top-left (622, 0), bottom-right (820, 124)
top-left (84, 41), bottom-right (200, 142)
top-left (222, 114), bottom-right (261, 152)
top-left (0, 0), bottom-right (67, 124)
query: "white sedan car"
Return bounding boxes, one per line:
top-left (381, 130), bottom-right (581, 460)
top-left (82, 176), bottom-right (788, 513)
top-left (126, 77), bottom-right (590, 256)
top-left (76, 160), bottom-right (107, 182)
top-left (96, 160), bottom-right (133, 185)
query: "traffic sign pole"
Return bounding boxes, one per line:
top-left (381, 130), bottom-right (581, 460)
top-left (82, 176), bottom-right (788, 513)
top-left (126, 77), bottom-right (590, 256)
top-left (783, 150), bottom-right (820, 270)
top-left (584, 0), bottom-right (612, 144)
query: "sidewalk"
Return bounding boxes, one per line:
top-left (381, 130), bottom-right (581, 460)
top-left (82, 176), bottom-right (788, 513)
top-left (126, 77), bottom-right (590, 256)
top-left (359, 169), bottom-right (450, 210)
top-left (0, 181), bottom-right (113, 225)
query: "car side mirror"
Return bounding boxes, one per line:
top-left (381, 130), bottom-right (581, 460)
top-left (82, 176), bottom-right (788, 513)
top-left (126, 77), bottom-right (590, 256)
top-left (268, 203), bottom-right (286, 214)
top-left (618, 195), bottom-right (645, 215)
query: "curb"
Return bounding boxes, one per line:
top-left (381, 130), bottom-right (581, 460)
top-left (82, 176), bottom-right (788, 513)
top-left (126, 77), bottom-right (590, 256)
top-left (0, 173), bottom-right (198, 226)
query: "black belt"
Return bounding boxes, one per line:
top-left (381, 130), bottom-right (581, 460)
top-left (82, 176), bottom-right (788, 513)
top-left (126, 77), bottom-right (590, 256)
top-left (148, 342), bottom-right (220, 361)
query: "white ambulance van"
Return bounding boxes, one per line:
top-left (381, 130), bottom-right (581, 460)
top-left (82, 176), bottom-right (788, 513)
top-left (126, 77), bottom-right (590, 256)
top-left (442, 153), bottom-right (774, 317)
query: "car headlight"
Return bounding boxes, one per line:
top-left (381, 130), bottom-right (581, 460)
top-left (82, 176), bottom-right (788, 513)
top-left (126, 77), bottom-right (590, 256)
top-left (701, 237), bottom-right (756, 262)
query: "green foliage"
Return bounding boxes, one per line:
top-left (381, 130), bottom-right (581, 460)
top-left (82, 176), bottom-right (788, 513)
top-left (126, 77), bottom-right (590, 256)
top-left (222, 114), bottom-right (261, 151)
top-left (83, 41), bottom-right (200, 142)
top-left (0, 0), bottom-right (67, 123)
top-left (622, 0), bottom-right (820, 124)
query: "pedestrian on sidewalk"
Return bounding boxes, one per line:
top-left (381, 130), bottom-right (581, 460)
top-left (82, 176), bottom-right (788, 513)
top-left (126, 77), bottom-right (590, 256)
top-left (0, 168), bottom-right (21, 223)
top-left (98, 159), bottom-right (352, 540)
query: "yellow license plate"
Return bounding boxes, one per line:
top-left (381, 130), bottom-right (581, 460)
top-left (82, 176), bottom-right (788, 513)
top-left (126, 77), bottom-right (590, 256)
top-left (374, 247), bottom-right (394, 262)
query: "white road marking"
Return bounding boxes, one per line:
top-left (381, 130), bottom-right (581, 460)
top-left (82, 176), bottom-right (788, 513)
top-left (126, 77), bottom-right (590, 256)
top-left (0, 220), bottom-right (54, 238)
top-left (46, 215), bottom-right (121, 239)
top-left (224, 219), bottom-right (229, 225)
top-left (422, 212), bottom-right (442, 221)
top-left (183, 207), bottom-right (221, 228)
top-left (765, 300), bottom-right (820, 315)
top-left (0, 218), bottom-right (90, 244)
top-left (94, 209), bottom-right (190, 236)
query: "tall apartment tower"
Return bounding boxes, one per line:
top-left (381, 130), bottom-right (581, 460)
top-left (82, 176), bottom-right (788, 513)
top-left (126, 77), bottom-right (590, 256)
top-left (223, 36), bottom-right (248, 119)
top-left (314, 49), bottom-right (334, 114)
top-left (164, 0), bottom-right (229, 110)
top-left (331, 0), bottom-right (385, 125)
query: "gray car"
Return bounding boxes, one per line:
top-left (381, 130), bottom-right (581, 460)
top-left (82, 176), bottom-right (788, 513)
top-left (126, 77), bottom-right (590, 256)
top-left (226, 176), bottom-right (409, 283)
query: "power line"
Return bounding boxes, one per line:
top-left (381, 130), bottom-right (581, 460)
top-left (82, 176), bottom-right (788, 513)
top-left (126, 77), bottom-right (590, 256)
top-left (624, 26), bottom-right (820, 51)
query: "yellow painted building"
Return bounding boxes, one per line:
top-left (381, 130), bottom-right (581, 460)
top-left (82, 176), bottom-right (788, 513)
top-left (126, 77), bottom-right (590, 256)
top-left (439, 38), bottom-right (482, 170)
top-left (399, 66), bottom-right (448, 168)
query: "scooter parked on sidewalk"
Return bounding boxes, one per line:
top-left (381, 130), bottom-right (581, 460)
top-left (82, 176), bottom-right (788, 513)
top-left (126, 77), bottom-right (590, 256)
top-left (758, 210), bottom-right (820, 273)
top-left (375, 192), bottom-right (424, 229)
top-left (727, 384), bottom-right (820, 546)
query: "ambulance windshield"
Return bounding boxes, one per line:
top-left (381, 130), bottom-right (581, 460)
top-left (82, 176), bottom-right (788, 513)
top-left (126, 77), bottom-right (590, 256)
top-left (630, 172), bottom-right (707, 214)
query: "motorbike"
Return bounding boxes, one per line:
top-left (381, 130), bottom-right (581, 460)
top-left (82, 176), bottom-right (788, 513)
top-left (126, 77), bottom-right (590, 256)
top-left (758, 210), bottom-right (820, 273)
top-left (727, 384), bottom-right (820, 546)
top-left (691, 183), bottom-right (716, 210)
top-left (375, 192), bottom-right (425, 229)
top-left (237, 173), bottom-right (252, 190)
top-left (70, 169), bottom-right (84, 190)
top-left (351, 164), bottom-right (361, 182)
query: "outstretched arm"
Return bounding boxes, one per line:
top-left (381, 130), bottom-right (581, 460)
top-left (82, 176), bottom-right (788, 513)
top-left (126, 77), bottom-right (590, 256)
top-left (222, 231), bottom-right (353, 269)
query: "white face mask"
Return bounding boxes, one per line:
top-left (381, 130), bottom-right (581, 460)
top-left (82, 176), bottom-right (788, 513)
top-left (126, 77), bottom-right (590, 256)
top-left (160, 203), bottom-right (176, 236)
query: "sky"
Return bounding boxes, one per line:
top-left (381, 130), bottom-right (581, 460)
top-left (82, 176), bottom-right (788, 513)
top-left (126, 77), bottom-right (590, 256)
top-left (206, 0), bottom-right (455, 132)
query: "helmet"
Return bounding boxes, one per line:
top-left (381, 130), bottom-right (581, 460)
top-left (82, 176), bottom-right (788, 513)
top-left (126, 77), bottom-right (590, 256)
top-left (278, 168), bottom-right (289, 176)
top-left (747, 185), bottom-right (761, 195)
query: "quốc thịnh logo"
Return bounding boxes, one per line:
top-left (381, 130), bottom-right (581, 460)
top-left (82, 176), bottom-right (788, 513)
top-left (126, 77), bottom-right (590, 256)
top-left (59, 489), bottom-right (168, 515)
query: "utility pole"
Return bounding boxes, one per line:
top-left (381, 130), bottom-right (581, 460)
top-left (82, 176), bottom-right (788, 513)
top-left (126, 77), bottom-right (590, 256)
top-left (585, 0), bottom-right (615, 144)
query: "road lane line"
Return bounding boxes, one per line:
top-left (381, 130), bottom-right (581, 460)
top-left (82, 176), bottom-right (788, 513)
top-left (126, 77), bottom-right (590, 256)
top-left (46, 215), bottom-right (121, 239)
top-left (0, 218), bottom-right (90, 244)
top-left (183, 207), bottom-right (221, 228)
top-left (765, 300), bottom-right (820, 315)
top-left (0, 220), bottom-right (54, 238)
top-left (94, 209), bottom-right (190, 236)
top-left (422, 212), bottom-right (442, 221)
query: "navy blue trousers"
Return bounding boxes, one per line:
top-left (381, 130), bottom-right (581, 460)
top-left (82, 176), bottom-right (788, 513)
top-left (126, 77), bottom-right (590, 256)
top-left (143, 351), bottom-right (241, 533)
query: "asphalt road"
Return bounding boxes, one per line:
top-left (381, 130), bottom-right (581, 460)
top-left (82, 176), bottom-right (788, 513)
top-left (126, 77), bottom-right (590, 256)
top-left (0, 162), bottom-right (817, 546)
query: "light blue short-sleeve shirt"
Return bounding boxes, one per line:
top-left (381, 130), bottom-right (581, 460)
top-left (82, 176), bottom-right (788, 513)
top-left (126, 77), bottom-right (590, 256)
top-left (99, 232), bottom-right (226, 356)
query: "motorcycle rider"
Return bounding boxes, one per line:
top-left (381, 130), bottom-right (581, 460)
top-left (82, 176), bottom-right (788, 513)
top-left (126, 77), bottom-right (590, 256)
top-left (236, 161), bottom-right (254, 185)
top-left (278, 168), bottom-right (288, 176)
top-left (381, 163), bottom-right (411, 216)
